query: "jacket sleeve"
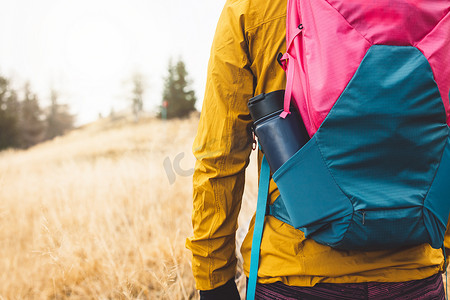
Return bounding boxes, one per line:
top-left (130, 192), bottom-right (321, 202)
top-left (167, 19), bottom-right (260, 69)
top-left (185, 2), bottom-right (255, 291)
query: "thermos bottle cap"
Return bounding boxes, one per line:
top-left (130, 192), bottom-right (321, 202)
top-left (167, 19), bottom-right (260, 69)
top-left (248, 89), bottom-right (309, 172)
top-left (248, 90), bottom-right (285, 122)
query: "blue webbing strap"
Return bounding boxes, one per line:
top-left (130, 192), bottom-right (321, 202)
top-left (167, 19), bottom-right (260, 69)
top-left (247, 155), bottom-right (271, 300)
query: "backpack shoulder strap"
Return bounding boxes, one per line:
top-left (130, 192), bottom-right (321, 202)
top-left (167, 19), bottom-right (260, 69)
top-left (246, 155), bottom-right (270, 300)
top-left (279, 0), bottom-right (304, 119)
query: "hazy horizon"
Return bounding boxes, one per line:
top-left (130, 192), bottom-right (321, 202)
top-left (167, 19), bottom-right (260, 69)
top-left (0, 0), bottom-right (225, 125)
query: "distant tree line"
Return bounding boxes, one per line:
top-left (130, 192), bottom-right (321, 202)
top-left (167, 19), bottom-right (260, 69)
top-left (0, 75), bottom-right (74, 151)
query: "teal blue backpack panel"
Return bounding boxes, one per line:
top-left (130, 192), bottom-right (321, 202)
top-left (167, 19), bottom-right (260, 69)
top-left (272, 136), bottom-right (353, 245)
top-left (268, 196), bottom-right (291, 225)
top-left (423, 136), bottom-right (450, 243)
top-left (318, 46), bottom-right (447, 211)
top-left (272, 45), bottom-right (450, 250)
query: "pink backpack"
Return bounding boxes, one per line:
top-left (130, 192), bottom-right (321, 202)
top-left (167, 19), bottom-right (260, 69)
top-left (248, 1), bottom-right (450, 299)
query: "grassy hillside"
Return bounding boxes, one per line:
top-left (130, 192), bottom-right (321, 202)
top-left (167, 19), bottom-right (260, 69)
top-left (0, 115), bottom-right (258, 299)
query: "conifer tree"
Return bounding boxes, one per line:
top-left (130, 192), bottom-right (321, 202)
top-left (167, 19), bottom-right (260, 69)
top-left (131, 73), bottom-right (144, 122)
top-left (18, 82), bottom-right (46, 148)
top-left (45, 89), bottom-right (74, 140)
top-left (0, 78), bottom-right (75, 150)
top-left (162, 59), bottom-right (197, 119)
top-left (0, 76), bottom-right (20, 150)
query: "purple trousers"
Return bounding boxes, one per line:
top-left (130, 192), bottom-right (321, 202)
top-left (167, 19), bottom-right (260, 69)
top-left (254, 273), bottom-right (445, 300)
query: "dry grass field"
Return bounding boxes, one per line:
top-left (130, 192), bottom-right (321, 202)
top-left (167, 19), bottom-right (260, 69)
top-left (0, 114), bottom-right (258, 299)
top-left (1, 114), bottom-right (447, 299)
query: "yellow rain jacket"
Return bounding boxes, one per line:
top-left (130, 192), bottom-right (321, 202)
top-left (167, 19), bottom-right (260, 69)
top-left (186, 0), bottom-right (450, 291)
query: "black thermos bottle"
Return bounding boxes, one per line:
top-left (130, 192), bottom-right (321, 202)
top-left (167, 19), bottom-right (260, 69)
top-left (248, 90), bottom-right (309, 172)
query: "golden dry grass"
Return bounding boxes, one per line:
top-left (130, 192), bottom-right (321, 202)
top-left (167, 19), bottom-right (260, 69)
top-left (3, 113), bottom-right (445, 299)
top-left (0, 114), bottom-right (258, 299)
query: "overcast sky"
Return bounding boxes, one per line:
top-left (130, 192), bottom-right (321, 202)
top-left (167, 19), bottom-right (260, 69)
top-left (0, 0), bottom-right (226, 125)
